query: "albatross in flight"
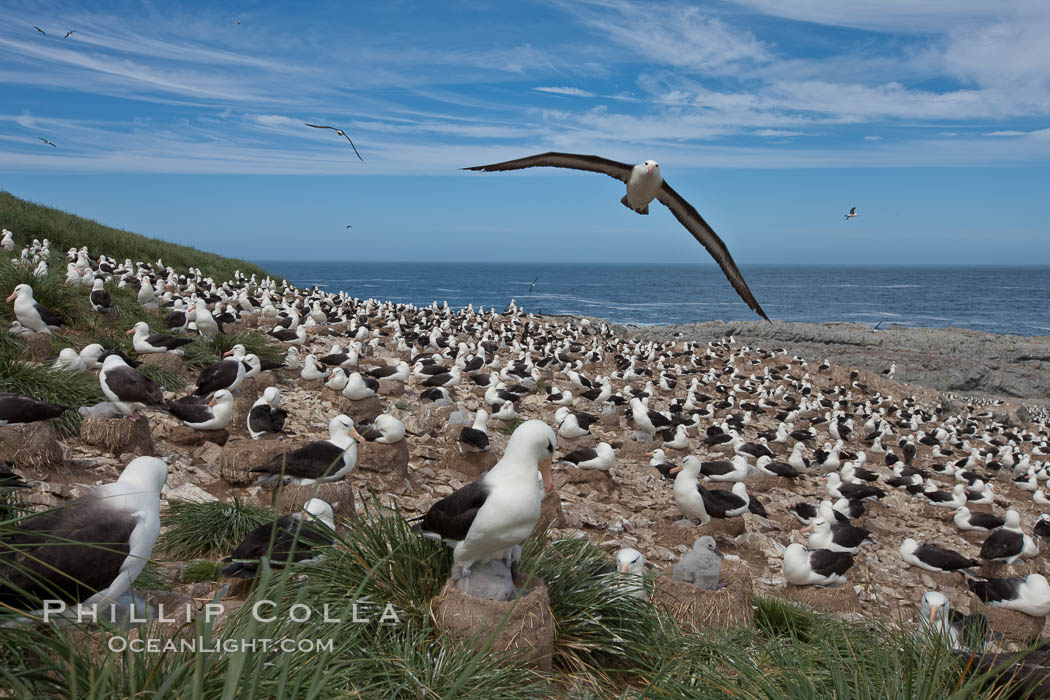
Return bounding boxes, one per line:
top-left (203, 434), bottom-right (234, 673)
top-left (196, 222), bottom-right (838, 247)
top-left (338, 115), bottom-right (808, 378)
top-left (38, 137), bottom-right (56, 147)
top-left (305, 123), bottom-right (363, 161)
top-left (463, 152), bottom-right (768, 320)
top-left (844, 206), bottom-right (858, 220)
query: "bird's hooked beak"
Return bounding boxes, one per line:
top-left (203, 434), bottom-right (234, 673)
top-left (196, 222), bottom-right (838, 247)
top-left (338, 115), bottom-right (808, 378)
top-left (208, 398), bottom-right (217, 407)
top-left (619, 561), bottom-right (630, 574)
top-left (349, 425), bottom-right (366, 444)
top-left (715, 547), bottom-right (724, 559)
top-left (647, 163), bottom-right (655, 174)
top-left (223, 349), bottom-right (234, 356)
top-left (799, 524), bottom-right (814, 534)
top-left (928, 603), bottom-right (939, 627)
top-left (668, 465), bottom-right (683, 475)
top-left (4, 292), bottom-right (15, 303)
top-left (540, 457), bottom-right (554, 493)
top-left (125, 328), bottom-right (135, 335)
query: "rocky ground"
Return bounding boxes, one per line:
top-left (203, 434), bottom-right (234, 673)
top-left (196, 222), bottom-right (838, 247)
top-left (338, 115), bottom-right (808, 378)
top-left (6, 311), bottom-right (1050, 649)
top-left (616, 319), bottom-right (1050, 401)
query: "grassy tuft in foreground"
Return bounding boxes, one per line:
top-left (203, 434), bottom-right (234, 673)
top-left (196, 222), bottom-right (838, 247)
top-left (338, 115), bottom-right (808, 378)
top-left (159, 499), bottom-right (275, 559)
top-left (0, 494), bottom-right (1040, 697)
top-left (0, 332), bottom-right (105, 436)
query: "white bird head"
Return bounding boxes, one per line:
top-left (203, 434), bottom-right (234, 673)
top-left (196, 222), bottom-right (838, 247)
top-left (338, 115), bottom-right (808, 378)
top-left (6, 283), bottom-right (33, 302)
top-left (502, 419), bottom-right (557, 492)
top-left (695, 535), bottom-right (723, 558)
top-left (303, 498), bottom-right (335, 530)
top-left (920, 590), bottom-right (949, 629)
top-left (616, 547), bottom-right (645, 575)
top-left (118, 456), bottom-right (168, 493)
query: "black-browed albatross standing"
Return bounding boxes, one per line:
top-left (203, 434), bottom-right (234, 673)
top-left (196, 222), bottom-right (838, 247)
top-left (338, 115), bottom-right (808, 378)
top-left (463, 152), bottom-right (768, 320)
top-left (0, 456), bottom-right (167, 612)
top-left (417, 420), bottom-right (557, 579)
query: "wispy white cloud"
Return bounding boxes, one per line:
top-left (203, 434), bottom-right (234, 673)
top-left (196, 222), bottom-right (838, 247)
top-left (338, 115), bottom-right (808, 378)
top-left (533, 86), bottom-right (595, 97)
top-left (2, 0), bottom-right (1048, 175)
top-left (559, 0), bottom-right (770, 75)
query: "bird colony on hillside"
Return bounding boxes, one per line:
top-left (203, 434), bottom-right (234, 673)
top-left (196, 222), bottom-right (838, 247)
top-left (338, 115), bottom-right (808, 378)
top-left (2, 229), bottom-right (1050, 659)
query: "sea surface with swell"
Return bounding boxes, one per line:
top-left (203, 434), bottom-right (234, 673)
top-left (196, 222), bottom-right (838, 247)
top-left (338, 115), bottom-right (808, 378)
top-left (256, 262), bottom-right (1050, 337)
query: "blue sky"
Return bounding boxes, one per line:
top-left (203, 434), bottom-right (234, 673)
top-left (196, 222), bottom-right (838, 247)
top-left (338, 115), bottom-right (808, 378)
top-left (1, 0), bottom-right (1047, 264)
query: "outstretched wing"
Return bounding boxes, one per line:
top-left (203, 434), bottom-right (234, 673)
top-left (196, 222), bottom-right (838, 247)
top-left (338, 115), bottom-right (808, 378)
top-left (463, 152), bottom-right (633, 184)
top-left (655, 182), bottom-right (768, 321)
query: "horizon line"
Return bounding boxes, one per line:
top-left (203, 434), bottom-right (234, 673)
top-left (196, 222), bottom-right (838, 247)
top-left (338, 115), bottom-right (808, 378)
top-left (251, 259), bottom-right (1050, 267)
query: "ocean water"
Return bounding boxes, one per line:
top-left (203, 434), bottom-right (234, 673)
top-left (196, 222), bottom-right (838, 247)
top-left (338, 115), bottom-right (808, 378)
top-left (256, 262), bottom-right (1050, 336)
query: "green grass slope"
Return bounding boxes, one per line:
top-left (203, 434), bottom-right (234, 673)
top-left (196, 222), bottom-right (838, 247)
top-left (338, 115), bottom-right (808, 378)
top-left (0, 191), bottom-right (271, 281)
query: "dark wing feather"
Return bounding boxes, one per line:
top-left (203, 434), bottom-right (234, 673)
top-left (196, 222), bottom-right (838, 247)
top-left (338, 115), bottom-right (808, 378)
top-left (980, 531), bottom-right (1023, 560)
top-left (0, 394), bottom-right (66, 423)
top-left (463, 152), bottom-right (633, 184)
top-left (194, 359), bottom-right (238, 395)
top-left (359, 426), bottom-right (383, 442)
top-left (247, 404), bottom-right (287, 434)
top-left (968, 576), bottom-right (1023, 604)
top-left (458, 427), bottom-right (490, 450)
top-left (168, 395), bottom-right (213, 424)
top-left (559, 448), bottom-right (597, 465)
top-left (809, 548), bottom-right (854, 577)
top-left (257, 357), bottom-right (283, 371)
top-left (90, 290), bottom-right (112, 310)
top-left (145, 333), bottom-right (193, 350)
top-left (655, 182), bottom-right (768, 320)
top-left (0, 498), bottom-right (137, 608)
top-left (420, 480), bottom-right (489, 542)
top-left (250, 441), bottom-right (345, 479)
top-left (34, 302), bottom-right (65, 326)
top-left (104, 366), bottom-right (163, 405)
top-left (222, 515), bottom-right (332, 577)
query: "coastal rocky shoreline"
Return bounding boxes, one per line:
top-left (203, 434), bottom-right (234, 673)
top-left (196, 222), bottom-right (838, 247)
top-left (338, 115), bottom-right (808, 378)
top-left (606, 320), bottom-right (1050, 402)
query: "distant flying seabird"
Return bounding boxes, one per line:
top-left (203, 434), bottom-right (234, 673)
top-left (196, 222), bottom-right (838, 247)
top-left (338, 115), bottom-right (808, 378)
top-left (346, 225), bottom-right (352, 229)
top-left (34, 26), bottom-right (46, 36)
top-left (844, 206), bottom-right (858, 220)
top-left (304, 123), bottom-right (363, 161)
top-left (528, 275), bottom-right (539, 295)
top-left (64, 30), bottom-right (75, 38)
top-left (38, 138), bottom-right (56, 147)
top-left (463, 152), bottom-right (768, 320)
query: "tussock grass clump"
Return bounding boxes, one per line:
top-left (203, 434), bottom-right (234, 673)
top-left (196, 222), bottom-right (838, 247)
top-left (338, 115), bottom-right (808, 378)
top-left (0, 260), bottom-right (83, 329)
top-left (159, 499), bottom-right (273, 559)
top-left (497, 418), bottom-right (524, 435)
top-left (136, 363), bottom-right (185, 393)
top-left (300, 495), bottom-right (451, 623)
top-left (0, 499), bottom-right (1037, 698)
top-left (182, 559), bottom-right (225, 583)
top-left (0, 337), bottom-right (104, 436)
top-left (0, 191), bottom-right (272, 281)
top-left (134, 560), bottom-right (172, 591)
top-left (182, 330), bottom-right (283, 370)
top-left (520, 537), bottom-right (670, 683)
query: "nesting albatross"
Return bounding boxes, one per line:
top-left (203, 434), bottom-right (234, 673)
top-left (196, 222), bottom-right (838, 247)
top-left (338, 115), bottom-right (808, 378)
top-left (464, 153), bottom-right (768, 320)
top-left (0, 456), bottom-right (166, 612)
top-left (417, 420), bottom-right (556, 596)
top-left (221, 498), bottom-right (335, 578)
top-left (250, 414), bottom-right (365, 486)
